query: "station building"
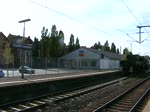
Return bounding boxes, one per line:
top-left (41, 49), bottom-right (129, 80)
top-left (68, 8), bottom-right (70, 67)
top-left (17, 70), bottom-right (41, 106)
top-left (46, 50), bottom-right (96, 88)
top-left (58, 47), bottom-right (122, 70)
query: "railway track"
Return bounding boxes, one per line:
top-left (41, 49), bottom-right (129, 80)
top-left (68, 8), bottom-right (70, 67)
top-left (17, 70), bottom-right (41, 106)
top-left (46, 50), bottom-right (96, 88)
top-left (93, 76), bottom-right (150, 112)
top-left (1, 76), bottom-right (148, 112)
top-left (0, 77), bottom-right (128, 112)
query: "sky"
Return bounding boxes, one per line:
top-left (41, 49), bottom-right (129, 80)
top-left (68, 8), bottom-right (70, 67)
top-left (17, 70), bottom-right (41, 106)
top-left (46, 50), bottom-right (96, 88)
top-left (0, 0), bottom-right (150, 55)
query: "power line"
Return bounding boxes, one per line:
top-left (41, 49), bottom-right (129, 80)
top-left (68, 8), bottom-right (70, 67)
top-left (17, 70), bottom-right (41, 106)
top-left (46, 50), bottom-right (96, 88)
top-left (120, 0), bottom-right (141, 25)
top-left (27, 0), bottom-right (113, 38)
top-left (120, 0), bottom-right (150, 43)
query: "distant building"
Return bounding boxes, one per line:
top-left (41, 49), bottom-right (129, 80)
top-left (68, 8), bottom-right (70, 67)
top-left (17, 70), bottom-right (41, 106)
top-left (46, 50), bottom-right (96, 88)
top-left (0, 32), bottom-right (9, 66)
top-left (58, 47), bottom-right (122, 70)
top-left (7, 34), bottom-right (33, 67)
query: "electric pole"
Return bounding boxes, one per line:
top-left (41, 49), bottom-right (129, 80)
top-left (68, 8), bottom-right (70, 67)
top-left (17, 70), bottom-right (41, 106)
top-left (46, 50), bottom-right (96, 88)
top-left (137, 25), bottom-right (150, 43)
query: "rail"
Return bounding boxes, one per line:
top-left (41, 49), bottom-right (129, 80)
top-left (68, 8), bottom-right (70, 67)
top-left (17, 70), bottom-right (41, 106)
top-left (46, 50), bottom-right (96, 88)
top-left (93, 76), bottom-right (150, 112)
top-left (129, 87), bottom-right (150, 112)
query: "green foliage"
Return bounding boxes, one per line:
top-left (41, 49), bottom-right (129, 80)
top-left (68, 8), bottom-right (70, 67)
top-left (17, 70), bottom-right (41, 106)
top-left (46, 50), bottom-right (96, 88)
top-left (75, 37), bottom-right (80, 49)
top-left (123, 48), bottom-right (130, 55)
top-left (110, 43), bottom-right (116, 53)
top-left (68, 34), bottom-right (75, 53)
top-left (121, 48), bottom-right (132, 60)
top-left (103, 40), bottom-right (110, 51)
top-left (3, 43), bottom-right (14, 76)
top-left (3, 43), bottom-right (14, 65)
top-left (117, 48), bottom-right (120, 54)
top-left (32, 37), bottom-right (40, 57)
top-left (93, 41), bottom-right (102, 50)
top-left (39, 25), bottom-right (66, 58)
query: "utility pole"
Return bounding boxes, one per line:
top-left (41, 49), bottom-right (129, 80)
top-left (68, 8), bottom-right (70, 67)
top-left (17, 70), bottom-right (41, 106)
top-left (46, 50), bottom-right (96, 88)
top-left (18, 19), bottom-right (31, 79)
top-left (137, 25), bottom-right (150, 43)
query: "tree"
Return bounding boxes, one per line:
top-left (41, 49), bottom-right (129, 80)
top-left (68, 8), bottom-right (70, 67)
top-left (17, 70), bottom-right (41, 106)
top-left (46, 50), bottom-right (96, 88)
top-left (103, 40), bottom-right (110, 51)
top-left (51, 25), bottom-right (57, 37)
top-left (40, 27), bottom-right (50, 57)
top-left (41, 26), bottom-right (48, 37)
top-left (3, 43), bottom-right (14, 76)
top-left (75, 37), bottom-right (80, 49)
top-left (123, 48), bottom-right (130, 55)
top-left (32, 37), bottom-right (40, 57)
top-left (57, 30), bottom-right (65, 57)
top-left (110, 43), bottom-right (116, 53)
top-left (93, 41), bottom-right (102, 50)
top-left (68, 34), bottom-right (75, 53)
top-left (122, 48), bottom-right (132, 60)
top-left (116, 48), bottom-right (120, 54)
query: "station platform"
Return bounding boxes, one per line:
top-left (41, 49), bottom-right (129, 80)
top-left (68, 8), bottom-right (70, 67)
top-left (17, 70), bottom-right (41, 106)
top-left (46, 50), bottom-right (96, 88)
top-left (0, 70), bottom-right (119, 87)
top-left (143, 99), bottom-right (150, 112)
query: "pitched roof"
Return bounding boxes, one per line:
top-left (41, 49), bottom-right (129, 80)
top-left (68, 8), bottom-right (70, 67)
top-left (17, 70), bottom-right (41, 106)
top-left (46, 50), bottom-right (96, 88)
top-left (7, 34), bottom-right (33, 45)
top-left (59, 47), bottom-right (122, 60)
top-left (0, 32), bottom-right (9, 40)
top-left (86, 48), bottom-right (122, 60)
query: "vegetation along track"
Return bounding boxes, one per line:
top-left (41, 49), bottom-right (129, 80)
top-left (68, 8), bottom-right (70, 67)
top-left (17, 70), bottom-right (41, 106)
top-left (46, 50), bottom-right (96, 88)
top-left (93, 76), bottom-right (150, 112)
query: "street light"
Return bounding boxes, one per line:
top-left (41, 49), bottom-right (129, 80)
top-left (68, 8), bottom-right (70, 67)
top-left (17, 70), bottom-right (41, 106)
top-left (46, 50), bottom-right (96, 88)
top-left (18, 18), bottom-right (31, 79)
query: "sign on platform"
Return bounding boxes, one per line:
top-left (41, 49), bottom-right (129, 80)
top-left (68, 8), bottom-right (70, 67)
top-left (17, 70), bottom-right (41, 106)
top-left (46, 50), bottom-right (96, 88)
top-left (11, 44), bottom-right (32, 50)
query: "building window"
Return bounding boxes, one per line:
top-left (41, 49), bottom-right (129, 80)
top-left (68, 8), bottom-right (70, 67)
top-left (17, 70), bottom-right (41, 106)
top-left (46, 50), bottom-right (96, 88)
top-left (74, 60), bottom-right (80, 66)
top-left (82, 60), bottom-right (87, 66)
top-left (91, 61), bottom-right (96, 66)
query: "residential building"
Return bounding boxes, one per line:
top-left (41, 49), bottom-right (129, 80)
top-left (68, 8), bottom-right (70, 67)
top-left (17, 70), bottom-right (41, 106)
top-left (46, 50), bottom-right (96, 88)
top-left (58, 47), bottom-right (122, 70)
top-left (7, 34), bottom-right (33, 67)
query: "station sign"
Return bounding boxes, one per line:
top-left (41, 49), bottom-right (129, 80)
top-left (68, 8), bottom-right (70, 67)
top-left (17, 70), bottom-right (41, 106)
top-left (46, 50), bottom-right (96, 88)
top-left (11, 43), bottom-right (32, 50)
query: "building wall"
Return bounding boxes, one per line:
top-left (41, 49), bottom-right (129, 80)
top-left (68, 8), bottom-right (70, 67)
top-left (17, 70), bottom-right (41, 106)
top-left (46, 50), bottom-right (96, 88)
top-left (59, 48), bottom-right (100, 69)
top-left (100, 59), bottom-right (120, 70)
top-left (59, 48), bottom-right (121, 70)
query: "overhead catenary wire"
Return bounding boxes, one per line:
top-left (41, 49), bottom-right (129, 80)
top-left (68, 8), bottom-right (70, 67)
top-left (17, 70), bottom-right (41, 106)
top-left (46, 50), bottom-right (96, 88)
top-left (27, 0), bottom-right (113, 38)
top-left (116, 29), bottom-right (150, 55)
top-left (26, 0), bottom-right (149, 55)
top-left (120, 0), bottom-right (150, 43)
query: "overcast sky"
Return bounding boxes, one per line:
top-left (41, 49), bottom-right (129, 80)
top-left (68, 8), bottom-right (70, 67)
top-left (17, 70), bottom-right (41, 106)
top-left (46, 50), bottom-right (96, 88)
top-left (0, 0), bottom-right (150, 55)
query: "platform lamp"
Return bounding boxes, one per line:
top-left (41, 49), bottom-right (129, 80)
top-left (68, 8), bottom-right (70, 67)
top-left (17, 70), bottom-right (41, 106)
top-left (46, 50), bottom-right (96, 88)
top-left (18, 19), bottom-right (31, 79)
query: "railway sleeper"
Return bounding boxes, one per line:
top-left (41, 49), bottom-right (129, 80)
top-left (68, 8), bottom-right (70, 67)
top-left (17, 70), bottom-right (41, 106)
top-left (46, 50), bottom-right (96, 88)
top-left (18, 104), bottom-right (30, 109)
top-left (9, 106), bottom-right (21, 111)
top-left (115, 101), bottom-right (133, 105)
top-left (113, 103), bottom-right (133, 108)
top-left (27, 102), bottom-right (38, 107)
top-left (105, 107), bottom-right (130, 112)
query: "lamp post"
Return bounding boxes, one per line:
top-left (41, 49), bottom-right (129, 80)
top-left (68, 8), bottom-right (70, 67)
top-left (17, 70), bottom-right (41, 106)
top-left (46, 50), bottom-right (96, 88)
top-left (18, 19), bottom-right (31, 79)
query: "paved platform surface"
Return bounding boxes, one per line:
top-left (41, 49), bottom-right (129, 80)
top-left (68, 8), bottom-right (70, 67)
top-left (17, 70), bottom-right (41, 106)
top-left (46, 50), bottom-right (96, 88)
top-left (143, 99), bottom-right (150, 112)
top-left (0, 70), bottom-right (118, 87)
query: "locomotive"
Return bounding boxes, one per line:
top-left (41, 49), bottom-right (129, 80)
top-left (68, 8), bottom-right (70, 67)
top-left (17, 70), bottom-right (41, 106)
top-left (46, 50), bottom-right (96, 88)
top-left (120, 54), bottom-right (149, 74)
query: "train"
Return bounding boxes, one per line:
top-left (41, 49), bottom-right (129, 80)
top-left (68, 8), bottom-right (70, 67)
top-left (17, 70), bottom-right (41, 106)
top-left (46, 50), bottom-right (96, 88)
top-left (120, 54), bottom-right (149, 74)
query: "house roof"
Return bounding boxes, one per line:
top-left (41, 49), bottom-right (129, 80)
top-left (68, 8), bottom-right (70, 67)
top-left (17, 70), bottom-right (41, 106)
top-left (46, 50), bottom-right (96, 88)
top-left (88, 48), bottom-right (122, 60)
top-left (7, 34), bottom-right (33, 45)
top-left (59, 47), bottom-right (122, 60)
top-left (0, 32), bottom-right (8, 41)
